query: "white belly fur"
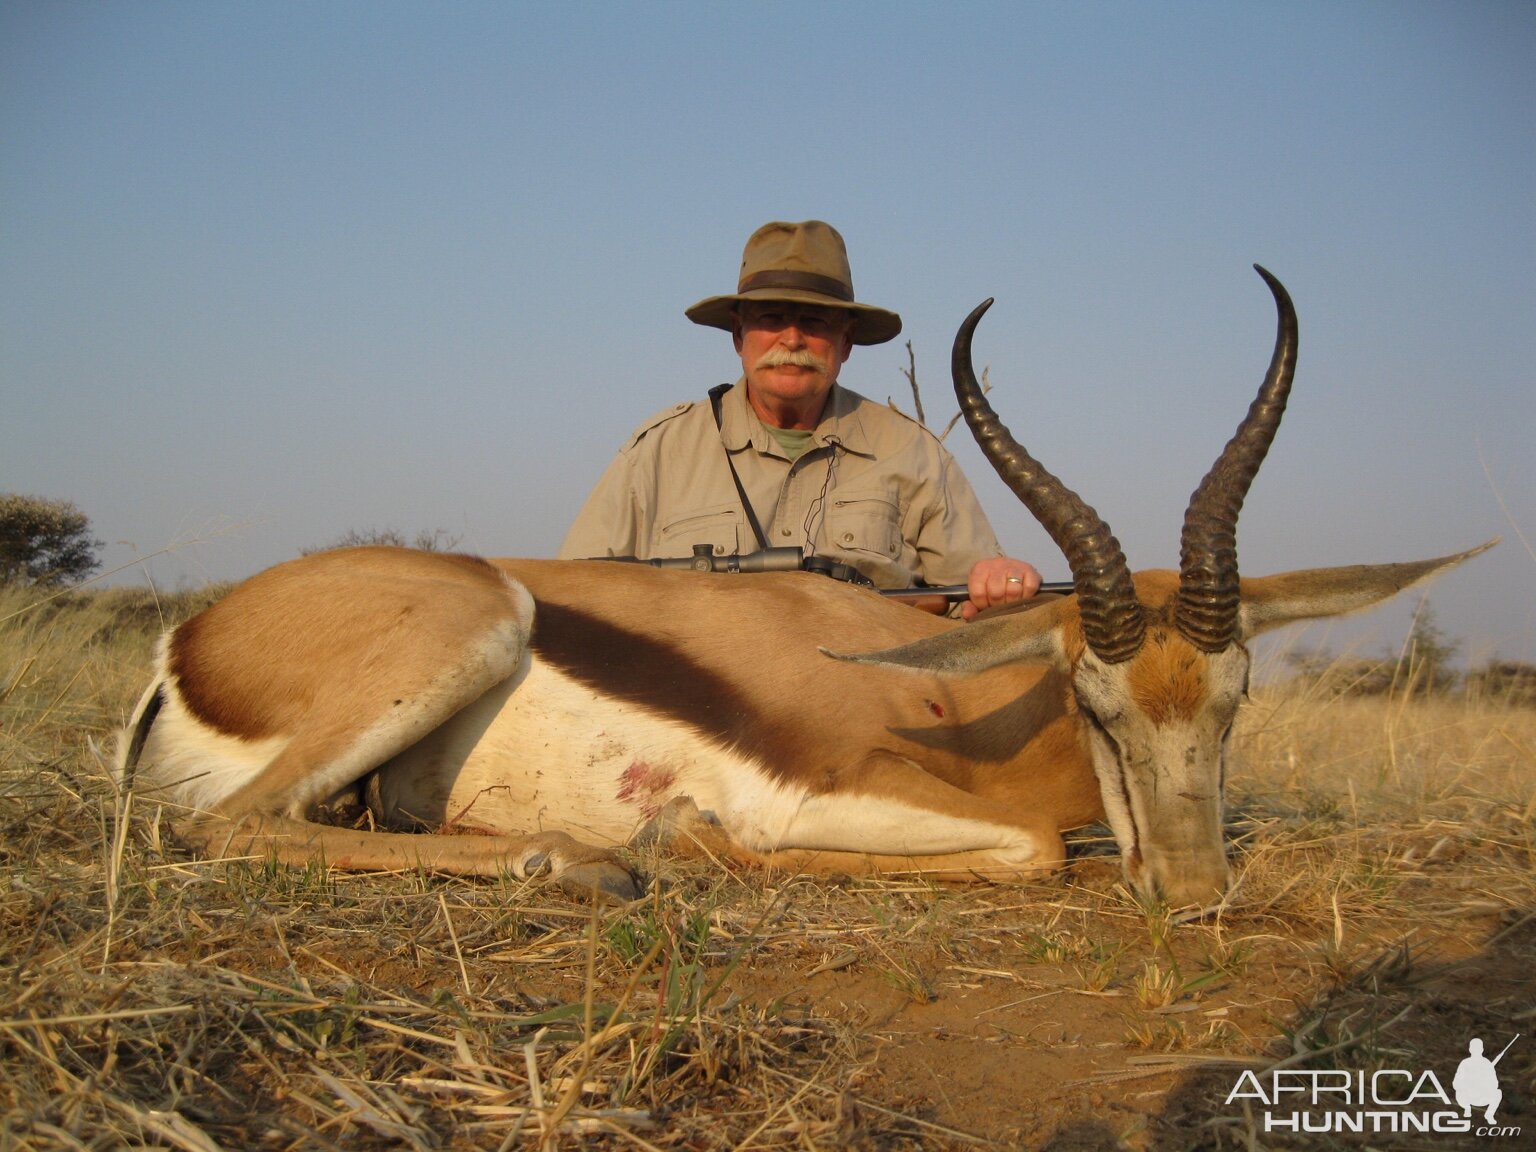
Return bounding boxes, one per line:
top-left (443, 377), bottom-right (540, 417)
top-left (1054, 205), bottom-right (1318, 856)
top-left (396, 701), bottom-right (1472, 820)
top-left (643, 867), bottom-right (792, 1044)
top-left (373, 659), bottom-right (811, 849)
top-left (374, 659), bottom-right (1045, 864)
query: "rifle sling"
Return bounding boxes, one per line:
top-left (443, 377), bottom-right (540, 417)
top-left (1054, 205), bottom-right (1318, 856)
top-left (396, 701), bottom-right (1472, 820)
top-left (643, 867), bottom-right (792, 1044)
top-left (708, 383), bottom-right (772, 554)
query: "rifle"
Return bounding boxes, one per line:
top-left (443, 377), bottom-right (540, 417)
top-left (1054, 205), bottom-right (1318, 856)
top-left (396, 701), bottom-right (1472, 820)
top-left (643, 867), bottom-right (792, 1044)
top-left (591, 545), bottom-right (1072, 612)
top-left (1491, 1033), bottom-right (1521, 1066)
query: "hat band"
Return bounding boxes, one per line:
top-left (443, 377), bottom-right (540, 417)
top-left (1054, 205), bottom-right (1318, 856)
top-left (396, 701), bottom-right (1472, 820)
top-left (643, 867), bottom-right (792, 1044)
top-left (737, 270), bottom-right (854, 302)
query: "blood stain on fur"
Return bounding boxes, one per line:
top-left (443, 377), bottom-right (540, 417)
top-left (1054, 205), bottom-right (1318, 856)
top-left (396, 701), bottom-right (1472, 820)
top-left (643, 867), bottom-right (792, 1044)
top-left (617, 758), bottom-right (677, 819)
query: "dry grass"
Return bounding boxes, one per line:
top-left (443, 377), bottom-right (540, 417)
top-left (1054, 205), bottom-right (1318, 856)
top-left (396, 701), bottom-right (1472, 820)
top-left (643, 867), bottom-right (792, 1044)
top-left (2, 584), bottom-right (1532, 1150)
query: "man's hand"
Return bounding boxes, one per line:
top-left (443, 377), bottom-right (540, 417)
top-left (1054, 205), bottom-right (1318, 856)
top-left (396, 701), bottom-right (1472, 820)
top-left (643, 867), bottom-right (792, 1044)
top-left (962, 557), bottom-right (1041, 621)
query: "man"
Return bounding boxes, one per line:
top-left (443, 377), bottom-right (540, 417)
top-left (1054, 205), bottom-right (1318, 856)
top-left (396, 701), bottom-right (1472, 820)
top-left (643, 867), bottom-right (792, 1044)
top-left (559, 220), bottom-right (1039, 619)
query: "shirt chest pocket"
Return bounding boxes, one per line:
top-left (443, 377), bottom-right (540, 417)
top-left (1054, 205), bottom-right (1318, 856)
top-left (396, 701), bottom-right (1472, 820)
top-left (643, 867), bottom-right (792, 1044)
top-left (654, 502), bottom-right (742, 557)
top-left (825, 490), bottom-right (903, 559)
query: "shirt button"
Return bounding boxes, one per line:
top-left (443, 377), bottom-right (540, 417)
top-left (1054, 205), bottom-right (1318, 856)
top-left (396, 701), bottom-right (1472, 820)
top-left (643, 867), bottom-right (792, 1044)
top-left (780, 527), bottom-right (792, 537)
top-left (842, 532), bottom-right (855, 544)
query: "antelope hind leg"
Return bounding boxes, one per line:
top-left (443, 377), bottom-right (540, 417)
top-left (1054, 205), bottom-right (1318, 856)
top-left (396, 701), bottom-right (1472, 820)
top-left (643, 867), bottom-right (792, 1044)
top-left (179, 811), bottom-right (642, 902)
top-left (147, 551), bottom-right (643, 901)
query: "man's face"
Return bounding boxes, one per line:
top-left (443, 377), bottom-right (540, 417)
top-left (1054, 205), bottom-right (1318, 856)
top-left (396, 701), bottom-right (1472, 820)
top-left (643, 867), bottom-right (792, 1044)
top-left (732, 301), bottom-right (855, 424)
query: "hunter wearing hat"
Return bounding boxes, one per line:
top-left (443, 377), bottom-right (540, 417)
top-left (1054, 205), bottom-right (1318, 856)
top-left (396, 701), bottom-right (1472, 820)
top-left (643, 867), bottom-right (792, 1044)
top-left (558, 220), bottom-right (1040, 618)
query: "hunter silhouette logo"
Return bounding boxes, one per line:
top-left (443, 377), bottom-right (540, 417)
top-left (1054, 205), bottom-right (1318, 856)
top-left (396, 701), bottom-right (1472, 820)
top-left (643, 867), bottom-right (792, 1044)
top-left (1225, 1031), bottom-right (1523, 1137)
top-left (1455, 1034), bottom-right (1519, 1125)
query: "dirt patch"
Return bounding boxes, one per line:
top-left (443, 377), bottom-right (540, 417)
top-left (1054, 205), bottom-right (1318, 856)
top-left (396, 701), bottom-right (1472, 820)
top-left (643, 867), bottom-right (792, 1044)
top-left (710, 886), bottom-right (1535, 1149)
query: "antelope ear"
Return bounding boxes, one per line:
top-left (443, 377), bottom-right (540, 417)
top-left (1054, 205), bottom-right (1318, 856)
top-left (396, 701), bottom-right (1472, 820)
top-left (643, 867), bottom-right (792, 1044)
top-left (822, 598), bottom-right (1074, 677)
top-left (1237, 540), bottom-right (1497, 638)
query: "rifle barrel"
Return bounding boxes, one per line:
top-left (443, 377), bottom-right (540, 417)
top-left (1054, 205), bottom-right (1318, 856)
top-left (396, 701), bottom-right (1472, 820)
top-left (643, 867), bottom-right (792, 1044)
top-left (879, 581), bottom-right (1075, 603)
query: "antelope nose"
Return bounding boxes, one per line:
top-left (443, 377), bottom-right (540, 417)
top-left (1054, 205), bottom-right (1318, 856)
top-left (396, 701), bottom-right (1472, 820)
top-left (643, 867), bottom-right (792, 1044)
top-left (1159, 863), bottom-right (1230, 909)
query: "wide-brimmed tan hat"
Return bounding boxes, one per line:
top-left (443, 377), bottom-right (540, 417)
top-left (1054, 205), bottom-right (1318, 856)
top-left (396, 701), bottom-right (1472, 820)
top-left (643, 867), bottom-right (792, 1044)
top-left (685, 220), bottom-right (902, 346)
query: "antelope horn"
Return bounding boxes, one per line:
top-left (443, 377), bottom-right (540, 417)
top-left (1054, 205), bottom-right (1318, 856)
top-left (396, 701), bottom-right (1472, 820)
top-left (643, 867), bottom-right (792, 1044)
top-left (1174, 265), bottom-right (1299, 651)
top-left (953, 299), bottom-right (1144, 663)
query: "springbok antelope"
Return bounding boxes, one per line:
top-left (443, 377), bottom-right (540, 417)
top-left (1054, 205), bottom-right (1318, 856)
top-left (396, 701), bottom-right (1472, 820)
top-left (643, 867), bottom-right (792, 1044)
top-left (117, 267), bottom-right (1490, 907)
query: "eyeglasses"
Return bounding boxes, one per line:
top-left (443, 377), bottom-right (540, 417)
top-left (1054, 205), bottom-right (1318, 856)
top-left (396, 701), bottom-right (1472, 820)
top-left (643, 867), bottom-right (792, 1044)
top-left (736, 304), bottom-right (852, 338)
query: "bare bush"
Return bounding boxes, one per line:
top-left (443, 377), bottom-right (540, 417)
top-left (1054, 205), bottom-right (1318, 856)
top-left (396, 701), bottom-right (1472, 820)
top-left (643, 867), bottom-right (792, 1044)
top-left (1285, 650), bottom-right (1402, 697)
top-left (1465, 659), bottom-right (1536, 708)
top-left (301, 527), bottom-right (463, 556)
top-left (1285, 604), bottom-right (1463, 698)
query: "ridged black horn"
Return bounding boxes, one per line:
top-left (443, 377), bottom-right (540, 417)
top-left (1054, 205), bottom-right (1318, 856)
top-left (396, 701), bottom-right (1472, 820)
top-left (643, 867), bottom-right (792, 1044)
top-left (953, 299), bottom-right (1145, 663)
top-left (1174, 266), bottom-right (1298, 651)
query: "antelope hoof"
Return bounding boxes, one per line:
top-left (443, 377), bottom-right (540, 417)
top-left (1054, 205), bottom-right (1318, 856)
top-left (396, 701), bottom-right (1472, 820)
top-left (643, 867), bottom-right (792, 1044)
top-left (518, 833), bottom-right (643, 903)
top-left (556, 860), bottom-right (645, 903)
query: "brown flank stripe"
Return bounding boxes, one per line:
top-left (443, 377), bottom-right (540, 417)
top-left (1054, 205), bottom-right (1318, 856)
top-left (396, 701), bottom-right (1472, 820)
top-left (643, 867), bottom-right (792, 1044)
top-left (529, 600), bottom-right (804, 783)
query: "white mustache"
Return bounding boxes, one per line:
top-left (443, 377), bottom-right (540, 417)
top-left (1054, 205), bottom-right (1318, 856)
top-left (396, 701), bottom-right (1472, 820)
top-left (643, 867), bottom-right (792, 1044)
top-left (754, 348), bottom-right (825, 370)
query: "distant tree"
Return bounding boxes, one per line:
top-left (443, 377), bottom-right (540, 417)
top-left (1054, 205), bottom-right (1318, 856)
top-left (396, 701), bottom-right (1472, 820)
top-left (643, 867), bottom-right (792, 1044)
top-left (1398, 605), bottom-right (1460, 695)
top-left (0, 493), bottom-right (103, 586)
top-left (301, 527), bottom-right (462, 556)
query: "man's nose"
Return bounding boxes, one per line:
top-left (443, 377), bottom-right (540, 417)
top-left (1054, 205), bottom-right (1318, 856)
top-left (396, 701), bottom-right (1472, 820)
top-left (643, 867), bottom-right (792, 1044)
top-left (778, 323), bottom-right (806, 348)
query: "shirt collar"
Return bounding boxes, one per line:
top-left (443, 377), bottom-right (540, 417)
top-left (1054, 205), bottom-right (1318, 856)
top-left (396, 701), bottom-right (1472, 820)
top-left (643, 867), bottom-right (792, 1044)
top-left (718, 379), bottom-right (877, 458)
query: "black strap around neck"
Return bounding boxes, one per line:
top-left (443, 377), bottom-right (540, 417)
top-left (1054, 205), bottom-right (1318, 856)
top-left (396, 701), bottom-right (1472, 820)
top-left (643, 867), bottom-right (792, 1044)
top-left (708, 383), bottom-right (771, 553)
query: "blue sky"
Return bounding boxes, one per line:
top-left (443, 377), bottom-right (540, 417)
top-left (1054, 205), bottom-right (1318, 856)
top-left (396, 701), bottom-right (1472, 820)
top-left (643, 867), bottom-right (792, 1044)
top-left (4, 1), bottom-right (1533, 666)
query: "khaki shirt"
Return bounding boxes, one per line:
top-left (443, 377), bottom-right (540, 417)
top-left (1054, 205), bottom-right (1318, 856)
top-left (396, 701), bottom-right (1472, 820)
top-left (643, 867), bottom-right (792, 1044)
top-left (558, 380), bottom-right (1002, 589)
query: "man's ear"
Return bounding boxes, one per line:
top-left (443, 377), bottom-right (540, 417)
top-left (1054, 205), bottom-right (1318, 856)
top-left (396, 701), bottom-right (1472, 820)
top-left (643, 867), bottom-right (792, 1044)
top-left (731, 312), bottom-right (744, 355)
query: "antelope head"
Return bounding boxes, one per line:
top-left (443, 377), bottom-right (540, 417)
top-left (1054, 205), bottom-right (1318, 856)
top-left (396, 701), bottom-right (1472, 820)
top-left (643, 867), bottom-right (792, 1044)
top-left (833, 267), bottom-right (1492, 907)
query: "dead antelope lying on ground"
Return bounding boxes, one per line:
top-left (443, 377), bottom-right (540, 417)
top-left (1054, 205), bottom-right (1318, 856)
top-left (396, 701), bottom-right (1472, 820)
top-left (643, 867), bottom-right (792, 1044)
top-left (117, 267), bottom-right (1490, 906)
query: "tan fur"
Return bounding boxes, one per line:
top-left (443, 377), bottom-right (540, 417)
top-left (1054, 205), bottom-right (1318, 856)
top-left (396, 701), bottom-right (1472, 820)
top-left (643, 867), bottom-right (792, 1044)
top-left (1126, 630), bottom-right (1209, 727)
top-left (1123, 577), bottom-right (1210, 727)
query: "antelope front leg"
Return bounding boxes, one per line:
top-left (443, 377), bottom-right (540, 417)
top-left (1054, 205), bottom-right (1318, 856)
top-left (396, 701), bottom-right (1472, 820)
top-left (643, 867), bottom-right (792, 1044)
top-left (636, 754), bottom-right (1066, 883)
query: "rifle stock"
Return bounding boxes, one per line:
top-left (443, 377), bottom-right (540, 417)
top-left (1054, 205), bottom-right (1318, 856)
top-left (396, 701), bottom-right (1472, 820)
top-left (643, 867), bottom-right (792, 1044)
top-left (880, 582), bottom-right (1075, 614)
